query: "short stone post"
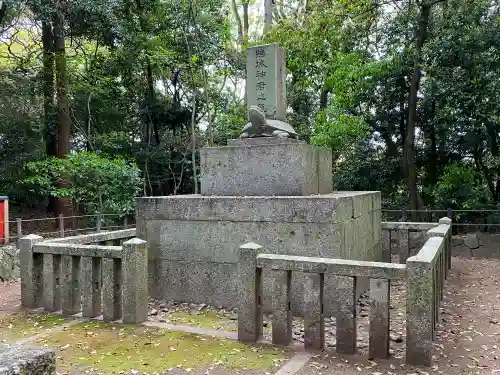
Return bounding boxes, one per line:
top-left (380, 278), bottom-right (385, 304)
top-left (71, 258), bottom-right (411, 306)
top-left (58, 214), bottom-right (65, 238)
top-left (82, 257), bottom-right (102, 317)
top-left (336, 276), bottom-right (357, 354)
top-left (20, 234), bottom-right (44, 308)
top-left (406, 256), bottom-right (433, 366)
top-left (122, 238), bottom-right (148, 323)
top-left (96, 213), bottom-right (102, 232)
top-left (439, 217), bottom-right (452, 276)
top-left (61, 255), bottom-right (82, 316)
top-left (271, 269), bottom-right (292, 346)
top-left (102, 258), bottom-right (122, 322)
top-left (303, 272), bottom-right (324, 350)
top-left (398, 229), bottom-right (409, 264)
top-left (381, 229), bottom-right (391, 262)
top-left (237, 242), bottom-right (263, 343)
top-left (43, 253), bottom-right (62, 312)
top-left (369, 278), bottom-right (390, 359)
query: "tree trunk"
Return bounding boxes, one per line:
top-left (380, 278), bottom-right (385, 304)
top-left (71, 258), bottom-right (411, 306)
top-left (263, 0), bottom-right (273, 34)
top-left (0, 2), bottom-right (7, 26)
top-left (405, 3), bottom-right (430, 221)
top-left (146, 58), bottom-right (160, 145)
top-left (53, 2), bottom-right (73, 220)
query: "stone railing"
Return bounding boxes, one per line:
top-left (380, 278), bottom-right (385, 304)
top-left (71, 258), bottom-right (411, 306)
top-left (237, 218), bottom-right (452, 366)
top-left (19, 229), bottom-right (148, 324)
top-left (382, 217), bottom-right (451, 263)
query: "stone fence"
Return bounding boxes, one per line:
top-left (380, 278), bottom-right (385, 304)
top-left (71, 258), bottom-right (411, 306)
top-left (19, 229), bottom-right (148, 324)
top-left (237, 218), bottom-right (452, 367)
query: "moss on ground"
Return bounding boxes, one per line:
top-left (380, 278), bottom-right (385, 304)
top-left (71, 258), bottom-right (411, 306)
top-left (0, 312), bottom-right (70, 342)
top-left (36, 321), bottom-right (289, 374)
top-left (166, 310), bottom-right (237, 331)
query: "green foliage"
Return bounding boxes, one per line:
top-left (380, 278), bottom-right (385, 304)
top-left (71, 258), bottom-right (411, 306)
top-left (432, 164), bottom-right (490, 211)
top-left (311, 105), bottom-right (370, 162)
top-left (21, 153), bottom-right (142, 216)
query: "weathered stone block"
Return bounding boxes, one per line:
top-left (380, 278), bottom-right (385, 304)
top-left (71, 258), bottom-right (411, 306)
top-left (102, 258), bottom-right (122, 322)
top-left (303, 272), bottom-right (324, 350)
top-left (406, 256), bottom-right (433, 366)
top-left (61, 255), bottom-right (81, 316)
top-left (237, 243), bottom-right (263, 343)
top-left (200, 143), bottom-right (322, 196)
top-left (20, 235), bottom-right (44, 309)
top-left (42, 254), bottom-right (61, 312)
top-left (122, 238), bottom-right (148, 324)
top-left (369, 278), bottom-right (390, 359)
top-left (271, 270), bottom-right (292, 346)
top-left (82, 257), bottom-right (102, 318)
top-left (0, 345), bottom-right (55, 375)
top-left (335, 276), bottom-right (357, 354)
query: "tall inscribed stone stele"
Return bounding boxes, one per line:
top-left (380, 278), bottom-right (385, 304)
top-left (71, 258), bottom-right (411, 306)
top-left (246, 43), bottom-right (286, 121)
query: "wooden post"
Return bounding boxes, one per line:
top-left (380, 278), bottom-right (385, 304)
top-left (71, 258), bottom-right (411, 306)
top-left (16, 218), bottom-right (22, 248)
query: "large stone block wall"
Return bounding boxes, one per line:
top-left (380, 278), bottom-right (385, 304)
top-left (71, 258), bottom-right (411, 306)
top-left (137, 192), bottom-right (381, 316)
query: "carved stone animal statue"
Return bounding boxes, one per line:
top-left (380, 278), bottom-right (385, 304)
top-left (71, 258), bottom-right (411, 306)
top-left (240, 105), bottom-right (298, 139)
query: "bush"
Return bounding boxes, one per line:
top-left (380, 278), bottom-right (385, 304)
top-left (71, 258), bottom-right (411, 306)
top-left (21, 152), bottom-right (143, 216)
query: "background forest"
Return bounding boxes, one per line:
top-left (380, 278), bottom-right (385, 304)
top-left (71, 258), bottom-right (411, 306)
top-left (0, 0), bottom-right (499, 223)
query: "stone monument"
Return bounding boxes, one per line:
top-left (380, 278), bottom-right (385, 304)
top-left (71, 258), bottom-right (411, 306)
top-left (137, 43), bottom-right (382, 315)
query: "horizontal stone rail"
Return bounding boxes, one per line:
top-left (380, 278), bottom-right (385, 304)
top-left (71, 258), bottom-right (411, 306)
top-left (20, 229), bottom-right (147, 324)
top-left (238, 217), bottom-right (452, 367)
top-left (44, 228), bottom-right (136, 244)
top-left (256, 254), bottom-right (407, 280)
top-left (381, 218), bottom-right (449, 264)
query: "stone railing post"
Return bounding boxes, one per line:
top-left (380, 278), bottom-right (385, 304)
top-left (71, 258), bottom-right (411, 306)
top-left (237, 242), bottom-right (263, 343)
top-left (439, 217), bottom-right (452, 276)
top-left (398, 229), bottom-right (409, 264)
top-left (20, 234), bottom-right (44, 308)
top-left (406, 256), bottom-right (433, 366)
top-left (303, 272), bottom-right (324, 350)
top-left (381, 229), bottom-right (391, 262)
top-left (122, 238), bottom-right (148, 323)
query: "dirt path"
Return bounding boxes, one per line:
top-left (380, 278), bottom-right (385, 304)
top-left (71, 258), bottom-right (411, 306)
top-left (0, 280), bottom-right (21, 318)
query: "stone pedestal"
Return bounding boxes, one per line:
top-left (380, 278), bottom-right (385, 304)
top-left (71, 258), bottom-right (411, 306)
top-left (137, 137), bottom-right (382, 315)
top-left (200, 138), bottom-right (333, 196)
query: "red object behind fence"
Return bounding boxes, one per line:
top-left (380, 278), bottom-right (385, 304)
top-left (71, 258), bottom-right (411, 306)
top-left (0, 197), bottom-right (9, 244)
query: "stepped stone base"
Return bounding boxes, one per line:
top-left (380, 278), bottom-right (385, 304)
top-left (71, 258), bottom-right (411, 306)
top-left (137, 192), bottom-right (381, 316)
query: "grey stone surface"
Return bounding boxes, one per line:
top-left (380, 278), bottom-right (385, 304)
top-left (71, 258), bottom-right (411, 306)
top-left (82, 256), bottom-right (102, 318)
top-left (102, 258), bottom-right (122, 322)
top-left (303, 272), bottom-right (324, 350)
top-left (464, 233), bottom-right (479, 249)
top-left (368, 278), bottom-right (390, 359)
top-left (34, 243), bottom-right (122, 258)
top-left (19, 235), bottom-right (44, 309)
top-left (138, 195), bottom-right (362, 223)
top-left (381, 222), bottom-right (436, 231)
top-left (317, 147), bottom-right (333, 194)
top-left (122, 238), bottom-right (148, 323)
top-left (246, 44), bottom-right (286, 121)
top-left (397, 229), bottom-right (409, 264)
top-left (200, 143), bottom-right (320, 196)
top-left (61, 255), bottom-right (81, 315)
top-left (42, 254), bottom-right (61, 312)
top-left (381, 230), bottom-right (391, 262)
top-left (406, 256), bottom-right (433, 366)
top-left (45, 228), bottom-right (136, 244)
top-left (255, 254), bottom-right (407, 280)
top-left (335, 276), bottom-right (357, 354)
top-left (271, 270), bottom-right (292, 346)
top-left (0, 245), bottom-right (19, 281)
top-left (237, 243), bottom-right (263, 343)
top-left (0, 345), bottom-right (55, 375)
